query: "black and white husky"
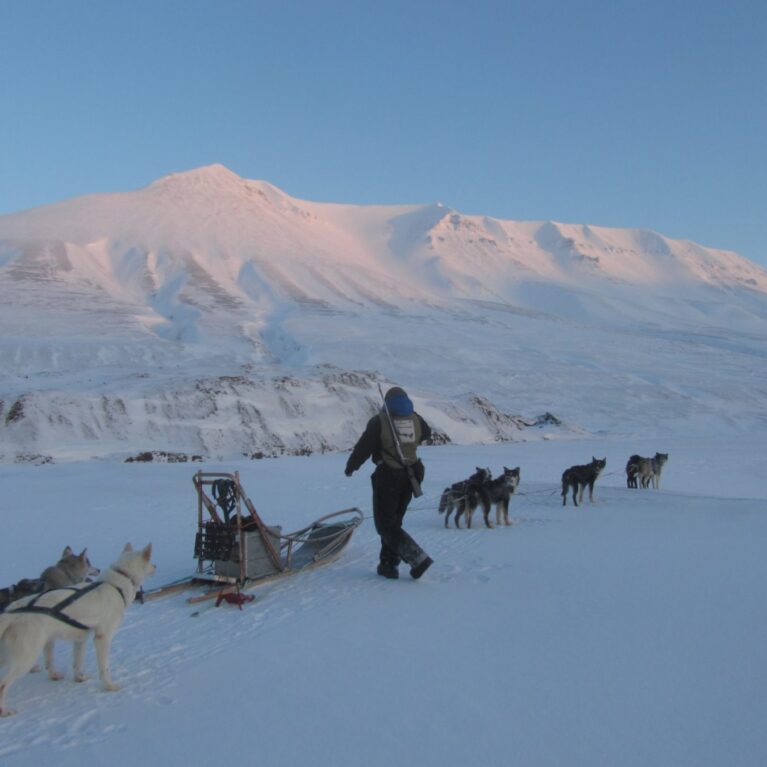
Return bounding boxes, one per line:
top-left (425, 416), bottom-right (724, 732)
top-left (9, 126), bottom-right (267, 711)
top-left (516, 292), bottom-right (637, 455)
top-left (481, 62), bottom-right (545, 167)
top-left (438, 467), bottom-right (492, 529)
top-left (458, 466), bottom-right (521, 528)
top-left (626, 453), bottom-right (668, 489)
top-left (561, 457), bottom-right (606, 507)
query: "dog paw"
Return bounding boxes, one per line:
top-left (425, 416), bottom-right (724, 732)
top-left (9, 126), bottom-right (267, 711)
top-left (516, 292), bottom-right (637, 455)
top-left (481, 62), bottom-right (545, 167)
top-left (30, 664), bottom-right (42, 673)
top-left (103, 682), bottom-right (122, 692)
top-left (0, 707), bottom-right (18, 717)
top-left (74, 673), bottom-right (89, 683)
top-left (48, 670), bottom-right (65, 681)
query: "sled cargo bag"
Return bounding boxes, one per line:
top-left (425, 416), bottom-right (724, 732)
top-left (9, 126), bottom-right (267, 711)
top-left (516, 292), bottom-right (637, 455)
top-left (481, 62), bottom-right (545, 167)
top-left (214, 526), bottom-right (282, 579)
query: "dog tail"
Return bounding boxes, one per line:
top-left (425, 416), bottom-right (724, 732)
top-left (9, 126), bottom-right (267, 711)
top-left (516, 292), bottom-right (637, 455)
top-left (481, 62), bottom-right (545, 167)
top-left (438, 488), bottom-right (450, 514)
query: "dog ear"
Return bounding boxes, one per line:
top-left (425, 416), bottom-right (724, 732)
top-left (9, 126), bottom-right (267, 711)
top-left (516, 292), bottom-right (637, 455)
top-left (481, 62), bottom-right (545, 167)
top-left (123, 543), bottom-right (133, 553)
top-left (141, 543), bottom-right (153, 562)
top-left (78, 548), bottom-right (87, 559)
top-left (62, 546), bottom-right (73, 556)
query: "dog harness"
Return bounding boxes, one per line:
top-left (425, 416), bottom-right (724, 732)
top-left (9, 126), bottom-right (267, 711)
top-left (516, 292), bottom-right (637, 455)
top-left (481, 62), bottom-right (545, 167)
top-left (7, 572), bottom-right (131, 631)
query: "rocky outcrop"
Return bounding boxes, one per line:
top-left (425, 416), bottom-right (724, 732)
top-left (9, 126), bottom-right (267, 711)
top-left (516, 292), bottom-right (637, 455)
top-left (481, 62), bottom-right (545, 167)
top-left (0, 368), bottom-right (569, 463)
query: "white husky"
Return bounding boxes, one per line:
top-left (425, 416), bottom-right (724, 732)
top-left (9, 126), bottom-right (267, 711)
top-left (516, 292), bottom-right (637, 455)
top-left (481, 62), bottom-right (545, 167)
top-left (0, 543), bottom-right (155, 716)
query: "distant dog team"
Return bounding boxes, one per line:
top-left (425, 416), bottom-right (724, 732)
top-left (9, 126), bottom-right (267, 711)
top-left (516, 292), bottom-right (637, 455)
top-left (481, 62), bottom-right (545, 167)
top-left (439, 449), bottom-right (668, 521)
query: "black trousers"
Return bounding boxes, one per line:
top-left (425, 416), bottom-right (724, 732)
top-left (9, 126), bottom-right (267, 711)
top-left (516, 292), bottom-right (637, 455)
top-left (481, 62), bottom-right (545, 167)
top-left (371, 463), bottom-right (425, 568)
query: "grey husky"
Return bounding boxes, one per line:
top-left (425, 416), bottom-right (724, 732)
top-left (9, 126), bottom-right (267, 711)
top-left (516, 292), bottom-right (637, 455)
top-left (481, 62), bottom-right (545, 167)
top-left (458, 466), bottom-right (521, 528)
top-left (438, 467), bottom-right (492, 528)
top-left (561, 457), bottom-right (606, 507)
top-left (1, 547), bottom-right (99, 614)
top-left (41, 547), bottom-right (100, 592)
top-left (0, 543), bottom-right (155, 716)
top-left (626, 453), bottom-right (668, 489)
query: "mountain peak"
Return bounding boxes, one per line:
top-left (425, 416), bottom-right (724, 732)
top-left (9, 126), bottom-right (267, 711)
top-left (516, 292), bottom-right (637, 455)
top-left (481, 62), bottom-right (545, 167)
top-left (149, 163), bottom-right (245, 189)
top-left (146, 165), bottom-right (295, 210)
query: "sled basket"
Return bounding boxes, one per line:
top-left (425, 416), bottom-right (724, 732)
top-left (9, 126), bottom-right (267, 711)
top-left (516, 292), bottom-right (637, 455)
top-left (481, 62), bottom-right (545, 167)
top-left (192, 471), bottom-right (362, 585)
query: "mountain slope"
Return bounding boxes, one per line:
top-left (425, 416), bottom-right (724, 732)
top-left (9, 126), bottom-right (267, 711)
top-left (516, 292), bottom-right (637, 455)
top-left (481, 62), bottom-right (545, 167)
top-left (1, 165), bottom-right (766, 462)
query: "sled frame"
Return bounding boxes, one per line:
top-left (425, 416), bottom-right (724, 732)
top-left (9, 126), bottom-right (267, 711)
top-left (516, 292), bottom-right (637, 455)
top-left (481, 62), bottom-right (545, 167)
top-left (193, 471), bottom-right (362, 586)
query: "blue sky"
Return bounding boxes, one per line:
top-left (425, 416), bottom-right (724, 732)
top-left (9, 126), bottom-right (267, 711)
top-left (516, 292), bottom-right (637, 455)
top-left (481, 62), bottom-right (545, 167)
top-left (1, 0), bottom-right (765, 265)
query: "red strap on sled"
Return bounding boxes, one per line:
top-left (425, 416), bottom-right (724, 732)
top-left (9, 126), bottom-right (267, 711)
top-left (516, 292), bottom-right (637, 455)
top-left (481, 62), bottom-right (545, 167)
top-left (215, 590), bottom-right (255, 609)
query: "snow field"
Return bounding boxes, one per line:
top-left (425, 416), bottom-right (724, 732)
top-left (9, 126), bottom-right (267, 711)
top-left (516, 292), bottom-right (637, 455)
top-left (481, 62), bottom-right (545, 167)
top-left (0, 435), bottom-right (765, 766)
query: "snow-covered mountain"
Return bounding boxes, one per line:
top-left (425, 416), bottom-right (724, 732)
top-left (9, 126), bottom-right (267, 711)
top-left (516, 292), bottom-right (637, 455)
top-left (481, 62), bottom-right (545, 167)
top-left (1, 164), bottom-right (766, 462)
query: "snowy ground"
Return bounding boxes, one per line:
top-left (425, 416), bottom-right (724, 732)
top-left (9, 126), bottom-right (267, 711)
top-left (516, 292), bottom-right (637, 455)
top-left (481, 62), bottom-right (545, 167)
top-left (0, 433), bottom-right (765, 766)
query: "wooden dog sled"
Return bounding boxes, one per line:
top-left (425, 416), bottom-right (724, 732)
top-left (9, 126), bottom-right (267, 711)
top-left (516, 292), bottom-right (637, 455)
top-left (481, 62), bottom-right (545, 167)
top-left (143, 471), bottom-right (362, 605)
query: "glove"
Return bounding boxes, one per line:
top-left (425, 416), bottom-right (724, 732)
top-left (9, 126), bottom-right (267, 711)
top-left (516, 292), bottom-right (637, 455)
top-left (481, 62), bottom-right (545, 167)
top-left (345, 468), bottom-right (353, 477)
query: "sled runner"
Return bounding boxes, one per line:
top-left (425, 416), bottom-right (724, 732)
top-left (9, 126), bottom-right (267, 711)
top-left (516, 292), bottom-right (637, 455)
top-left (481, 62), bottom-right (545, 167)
top-left (143, 471), bottom-right (362, 604)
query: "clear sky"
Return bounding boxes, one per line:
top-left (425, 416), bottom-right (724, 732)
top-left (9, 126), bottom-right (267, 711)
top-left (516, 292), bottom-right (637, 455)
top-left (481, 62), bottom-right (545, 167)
top-left (1, 0), bottom-right (765, 265)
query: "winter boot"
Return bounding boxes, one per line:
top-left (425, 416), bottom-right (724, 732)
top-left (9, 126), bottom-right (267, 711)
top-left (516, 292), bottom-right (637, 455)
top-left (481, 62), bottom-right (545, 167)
top-left (410, 556), bottom-right (433, 580)
top-left (396, 531), bottom-right (428, 568)
top-left (377, 562), bottom-right (399, 579)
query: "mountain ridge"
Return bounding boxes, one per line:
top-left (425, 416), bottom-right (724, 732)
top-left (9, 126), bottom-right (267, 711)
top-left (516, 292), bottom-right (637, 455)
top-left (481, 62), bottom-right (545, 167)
top-left (3, 164), bottom-right (764, 289)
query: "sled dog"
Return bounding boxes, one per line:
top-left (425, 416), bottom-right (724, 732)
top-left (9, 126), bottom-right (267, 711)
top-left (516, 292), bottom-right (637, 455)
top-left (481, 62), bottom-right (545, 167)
top-left (625, 454), bottom-right (641, 488)
top-left (627, 453), bottom-right (668, 489)
top-left (561, 457), bottom-right (606, 507)
top-left (41, 546), bottom-right (100, 592)
top-left (438, 467), bottom-right (492, 529)
top-left (458, 466), bottom-right (521, 528)
top-left (1, 547), bottom-right (99, 614)
top-left (0, 580), bottom-right (39, 614)
top-left (0, 543), bottom-right (155, 717)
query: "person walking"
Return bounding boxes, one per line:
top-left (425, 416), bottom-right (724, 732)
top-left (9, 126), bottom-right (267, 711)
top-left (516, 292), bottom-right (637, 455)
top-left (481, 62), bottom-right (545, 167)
top-left (345, 386), bottom-right (434, 580)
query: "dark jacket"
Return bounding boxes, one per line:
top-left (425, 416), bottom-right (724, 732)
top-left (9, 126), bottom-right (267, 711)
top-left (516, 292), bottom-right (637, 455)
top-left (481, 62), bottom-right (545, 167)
top-left (345, 412), bottom-right (432, 475)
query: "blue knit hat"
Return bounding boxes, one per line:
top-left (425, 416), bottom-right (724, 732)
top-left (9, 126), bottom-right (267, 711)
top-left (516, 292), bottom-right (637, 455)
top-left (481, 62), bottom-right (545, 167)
top-left (384, 386), bottom-right (414, 417)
